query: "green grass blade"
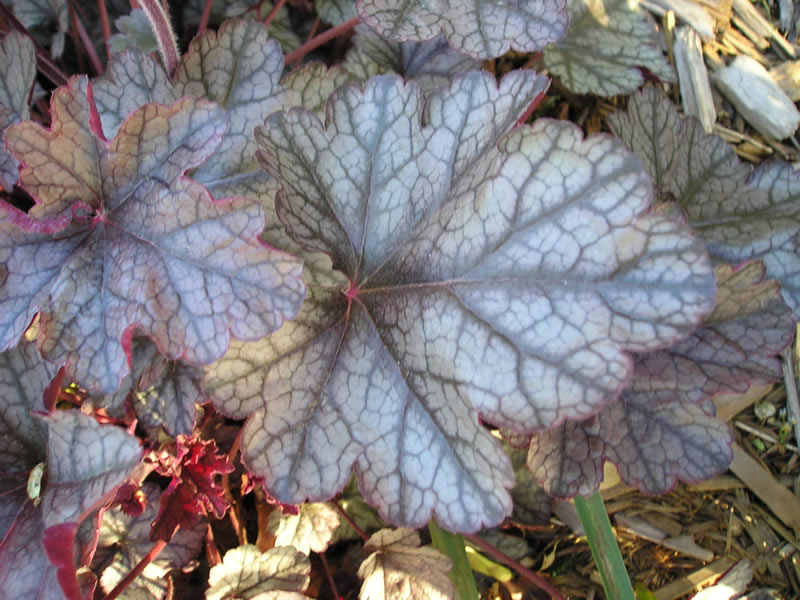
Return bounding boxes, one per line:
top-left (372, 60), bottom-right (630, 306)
top-left (575, 492), bottom-right (636, 600)
top-left (429, 519), bottom-right (479, 600)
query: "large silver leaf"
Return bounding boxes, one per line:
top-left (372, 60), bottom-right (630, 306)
top-left (204, 71), bottom-right (715, 532)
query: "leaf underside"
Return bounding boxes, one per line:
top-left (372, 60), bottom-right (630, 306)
top-left (204, 71), bottom-right (715, 532)
top-left (358, 528), bottom-right (454, 600)
top-left (608, 86), bottom-right (800, 315)
top-left (528, 260), bottom-right (794, 496)
top-left (266, 502), bottom-right (341, 555)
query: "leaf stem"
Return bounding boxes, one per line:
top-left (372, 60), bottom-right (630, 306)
top-left (332, 499), bottom-right (369, 541)
top-left (283, 16), bottom-right (360, 65)
top-left (96, 0), bottom-right (112, 59)
top-left (69, 1), bottom-right (104, 74)
top-left (319, 551), bottom-right (340, 600)
top-left (574, 492), bottom-right (636, 600)
top-left (462, 532), bottom-right (565, 600)
top-left (197, 0), bottom-right (214, 34)
top-left (138, 0), bottom-right (180, 76)
top-left (430, 520), bottom-right (479, 600)
top-left (263, 0), bottom-right (287, 28)
top-left (102, 539), bottom-right (168, 600)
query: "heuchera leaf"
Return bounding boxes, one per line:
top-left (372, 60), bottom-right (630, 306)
top-left (206, 545), bottom-right (311, 600)
top-left (356, 0), bottom-right (568, 59)
top-left (0, 339), bottom-right (53, 539)
top-left (543, 0), bottom-right (675, 96)
top-left (317, 0), bottom-right (357, 24)
top-left (282, 63), bottom-right (356, 119)
top-left (93, 17), bottom-right (301, 209)
top-left (13, 0), bottom-right (68, 57)
top-left (2, 76), bottom-right (304, 393)
top-left (528, 260), bottom-right (795, 497)
top-left (0, 408), bottom-right (142, 599)
top-left (358, 528), bottom-right (454, 600)
top-left (266, 502), bottom-right (340, 555)
top-left (0, 31), bottom-right (36, 191)
top-left (96, 483), bottom-right (206, 598)
top-left (108, 8), bottom-right (159, 56)
top-left (151, 436), bottom-right (234, 542)
top-left (608, 86), bottom-right (800, 314)
top-left (205, 71), bottom-right (715, 532)
top-left (103, 337), bottom-right (206, 437)
top-left (342, 25), bottom-right (482, 93)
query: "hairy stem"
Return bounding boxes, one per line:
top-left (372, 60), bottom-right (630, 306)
top-left (138, 0), bottom-right (180, 76)
top-left (283, 16), bottom-right (360, 65)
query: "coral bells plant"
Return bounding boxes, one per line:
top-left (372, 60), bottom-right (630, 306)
top-left (0, 1), bottom-right (795, 598)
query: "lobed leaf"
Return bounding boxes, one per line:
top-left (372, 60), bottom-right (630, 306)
top-left (544, 0), bottom-right (674, 96)
top-left (608, 86), bottom-right (800, 314)
top-left (151, 436), bottom-right (233, 542)
top-left (266, 502), bottom-right (340, 555)
top-left (282, 63), bottom-right (356, 119)
top-left (206, 545), bottom-right (311, 600)
top-left (40, 410), bottom-right (143, 527)
top-left (528, 261), bottom-right (794, 496)
top-left (343, 25), bottom-right (482, 94)
top-left (358, 528), bottom-right (454, 600)
top-left (0, 408), bottom-right (141, 598)
top-left (356, 0), bottom-right (568, 59)
top-left (108, 9), bottom-right (159, 56)
top-left (205, 71), bottom-right (715, 532)
top-left (102, 337), bottom-right (205, 437)
top-left (0, 31), bottom-right (36, 191)
top-left (2, 77), bottom-right (304, 393)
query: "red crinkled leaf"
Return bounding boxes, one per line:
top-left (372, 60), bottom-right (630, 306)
top-left (0, 76), bottom-right (304, 394)
top-left (151, 436), bottom-right (233, 542)
top-left (112, 481), bottom-right (147, 517)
